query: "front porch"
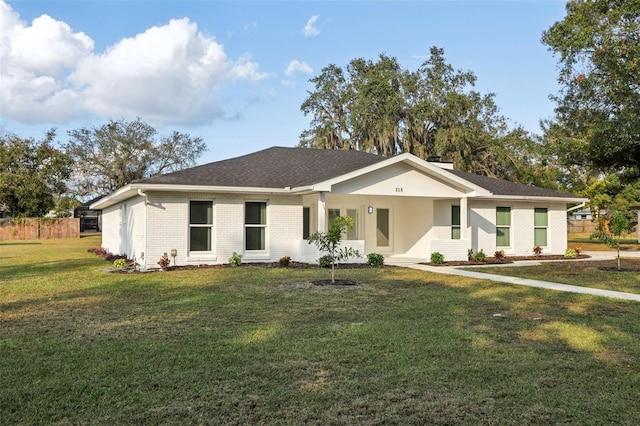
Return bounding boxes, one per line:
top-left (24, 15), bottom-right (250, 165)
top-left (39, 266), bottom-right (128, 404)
top-left (299, 193), bottom-right (471, 263)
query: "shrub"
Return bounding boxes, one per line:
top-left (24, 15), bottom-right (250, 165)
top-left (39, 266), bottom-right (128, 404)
top-left (533, 245), bottom-right (543, 256)
top-left (494, 250), bottom-right (505, 262)
top-left (366, 252), bottom-right (384, 267)
top-left (430, 252), bottom-right (445, 265)
top-left (229, 252), bottom-right (242, 267)
top-left (467, 249), bottom-right (474, 261)
top-left (158, 255), bottom-right (170, 269)
top-left (112, 258), bottom-right (128, 269)
top-left (564, 248), bottom-right (577, 259)
top-left (473, 250), bottom-right (487, 262)
top-left (573, 246), bottom-right (582, 255)
top-left (87, 247), bottom-right (108, 257)
top-left (106, 253), bottom-right (127, 262)
top-left (88, 247), bottom-right (126, 263)
top-left (318, 255), bottom-right (333, 268)
top-left (279, 256), bottom-right (291, 267)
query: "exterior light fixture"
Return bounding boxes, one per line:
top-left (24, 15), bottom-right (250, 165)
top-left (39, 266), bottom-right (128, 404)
top-left (368, 206), bottom-right (374, 214)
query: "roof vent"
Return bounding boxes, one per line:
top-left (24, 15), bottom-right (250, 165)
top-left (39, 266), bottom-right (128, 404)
top-left (427, 154), bottom-right (441, 162)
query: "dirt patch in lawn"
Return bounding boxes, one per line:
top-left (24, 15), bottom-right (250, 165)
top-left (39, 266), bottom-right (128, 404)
top-left (279, 279), bottom-right (360, 290)
top-left (598, 267), bottom-right (640, 272)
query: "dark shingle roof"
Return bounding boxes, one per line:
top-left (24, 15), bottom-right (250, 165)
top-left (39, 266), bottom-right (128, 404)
top-left (136, 146), bottom-right (581, 199)
top-left (445, 169), bottom-right (579, 198)
top-left (136, 146), bottom-right (386, 188)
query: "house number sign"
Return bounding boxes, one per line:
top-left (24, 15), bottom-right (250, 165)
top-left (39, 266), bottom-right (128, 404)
top-left (395, 187), bottom-right (403, 193)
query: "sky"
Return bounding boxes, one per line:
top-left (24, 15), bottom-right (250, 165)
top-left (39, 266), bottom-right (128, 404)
top-left (1, 0), bottom-right (569, 165)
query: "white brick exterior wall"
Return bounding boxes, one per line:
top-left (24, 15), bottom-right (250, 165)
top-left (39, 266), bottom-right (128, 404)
top-left (101, 190), bottom-right (572, 267)
top-left (101, 196), bottom-right (145, 262)
top-left (469, 200), bottom-right (568, 257)
top-left (145, 192), bottom-right (192, 268)
top-left (100, 204), bottom-right (120, 255)
top-left (136, 192), bottom-right (313, 268)
top-left (429, 239), bottom-right (470, 261)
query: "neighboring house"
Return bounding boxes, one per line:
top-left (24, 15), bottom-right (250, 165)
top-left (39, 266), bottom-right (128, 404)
top-left (91, 147), bottom-right (587, 268)
top-left (569, 209), bottom-right (594, 220)
top-left (75, 196), bottom-right (104, 233)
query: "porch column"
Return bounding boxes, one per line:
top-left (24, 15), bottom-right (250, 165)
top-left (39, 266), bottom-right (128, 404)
top-left (460, 196), bottom-right (468, 241)
top-left (317, 192), bottom-right (326, 232)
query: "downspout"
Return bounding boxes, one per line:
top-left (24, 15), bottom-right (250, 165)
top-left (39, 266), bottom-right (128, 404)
top-left (137, 189), bottom-right (148, 268)
top-left (137, 189), bottom-right (148, 205)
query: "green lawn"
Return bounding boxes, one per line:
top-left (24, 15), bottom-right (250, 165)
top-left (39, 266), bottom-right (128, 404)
top-left (2, 237), bottom-right (640, 424)
top-left (568, 232), bottom-right (640, 252)
top-left (467, 258), bottom-right (640, 294)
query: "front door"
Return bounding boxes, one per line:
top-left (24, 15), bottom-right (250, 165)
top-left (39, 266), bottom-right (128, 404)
top-left (375, 207), bottom-right (392, 251)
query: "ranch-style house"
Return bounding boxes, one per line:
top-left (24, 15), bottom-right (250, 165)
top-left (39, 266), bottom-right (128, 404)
top-left (91, 147), bottom-right (587, 268)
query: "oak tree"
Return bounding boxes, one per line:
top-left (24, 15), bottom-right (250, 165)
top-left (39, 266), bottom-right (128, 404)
top-left (0, 130), bottom-right (72, 217)
top-left (542, 0), bottom-right (640, 176)
top-left (65, 118), bottom-right (207, 197)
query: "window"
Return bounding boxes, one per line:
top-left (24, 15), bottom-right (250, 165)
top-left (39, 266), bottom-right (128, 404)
top-left (303, 207), bottom-right (311, 239)
top-left (245, 202), bottom-right (267, 251)
top-left (451, 205), bottom-right (461, 240)
top-left (346, 209), bottom-right (358, 240)
top-left (190, 201), bottom-right (213, 252)
top-left (328, 208), bottom-right (340, 227)
top-left (376, 208), bottom-right (390, 247)
top-left (496, 207), bottom-right (511, 247)
top-left (534, 208), bottom-right (548, 246)
top-left (327, 207), bottom-right (359, 239)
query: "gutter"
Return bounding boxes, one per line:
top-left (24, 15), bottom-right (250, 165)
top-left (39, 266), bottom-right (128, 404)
top-left (567, 201), bottom-right (586, 213)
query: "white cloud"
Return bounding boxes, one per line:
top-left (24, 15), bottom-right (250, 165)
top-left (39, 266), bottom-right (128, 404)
top-left (228, 53), bottom-right (273, 82)
top-left (0, 1), bottom-right (270, 126)
top-left (302, 15), bottom-right (320, 37)
top-left (285, 60), bottom-right (313, 76)
top-left (0, 1), bottom-right (92, 122)
top-left (281, 79), bottom-right (295, 87)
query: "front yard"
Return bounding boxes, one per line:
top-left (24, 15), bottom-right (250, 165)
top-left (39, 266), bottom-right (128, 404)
top-left (467, 258), bottom-right (640, 294)
top-left (2, 237), bottom-right (640, 424)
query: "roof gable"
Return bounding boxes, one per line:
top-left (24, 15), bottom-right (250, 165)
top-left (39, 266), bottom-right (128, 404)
top-left (331, 161), bottom-right (472, 197)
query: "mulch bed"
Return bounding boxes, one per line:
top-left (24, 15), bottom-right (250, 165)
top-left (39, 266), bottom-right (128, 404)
top-left (108, 262), bottom-right (379, 273)
top-left (427, 254), bottom-right (591, 267)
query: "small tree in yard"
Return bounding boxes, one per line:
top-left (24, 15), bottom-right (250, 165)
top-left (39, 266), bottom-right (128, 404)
top-left (591, 211), bottom-right (630, 270)
top-left (308, 216), bottom-right (361, 283)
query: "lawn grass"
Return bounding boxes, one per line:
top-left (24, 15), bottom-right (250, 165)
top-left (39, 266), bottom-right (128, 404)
top-left (568, 232), bottom-right (640, 252)
top-left (3, 237), bottom-right (640, 424)
top-left (467, 258), bottom-right (640, 295)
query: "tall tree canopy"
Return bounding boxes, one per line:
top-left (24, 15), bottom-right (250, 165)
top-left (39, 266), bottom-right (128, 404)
top-left (542, 0), bottom-right (640, 176)
top-left (0, 131), bottom-right (72, 217)
top-left (299, 47), bottom-right (549, 183)
top-left (65, 118), bottom-right (207, 197)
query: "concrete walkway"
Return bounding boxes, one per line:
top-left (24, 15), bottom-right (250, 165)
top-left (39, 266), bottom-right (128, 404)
top-left (387, 251), bottom-right (640, 302)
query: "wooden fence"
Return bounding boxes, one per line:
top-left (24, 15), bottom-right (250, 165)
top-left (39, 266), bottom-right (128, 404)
top-left (567, 219), bottom-right (599, 234)
top-left (0, 218), bottom-right (80, 240)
